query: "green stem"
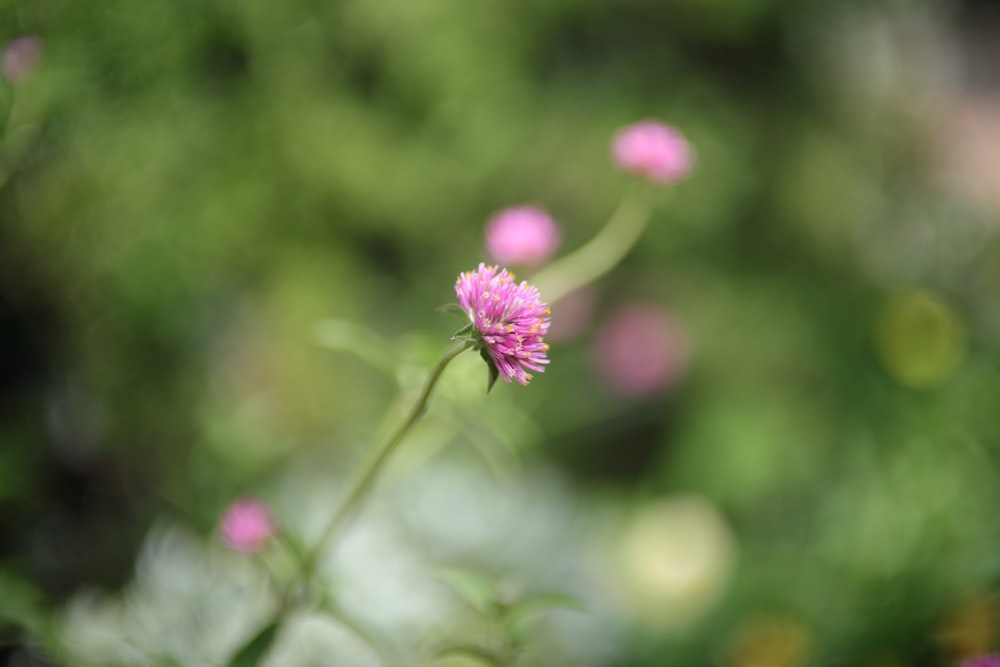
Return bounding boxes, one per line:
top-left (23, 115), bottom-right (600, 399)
top-left (303, 340), bottom-right (475, 578)
top-left (531, 185), bottom-right (653, 304)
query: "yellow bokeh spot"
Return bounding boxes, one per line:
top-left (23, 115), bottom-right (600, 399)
top-left (727, 616), bottom-right (811, 667)
top-left (875, 289), bottom-right (965, 388)
top-left (619, 496), bottom-right (736, 630)
top-left (937, 597), bottom-right (999, 662)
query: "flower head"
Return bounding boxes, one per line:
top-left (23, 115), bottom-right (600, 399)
top-left (485, 206), bottom-right (561, 266)
top-left (612, 121), bottom-right (694, 184)
top-left (219, 498), bottom-right (275, 553)
top-left (454, 263), bottom-right (550, 386)
top-left (2, 36), bottom-right (43, 85)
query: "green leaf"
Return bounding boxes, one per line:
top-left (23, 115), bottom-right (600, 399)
top-left (436, 303), bottom-right (470, 319)
top-left (277, 530), bottom-right (310, 572)
top-left (0, 80), bottom-right (13, 139)
top-left (502, 592), bottom-right (584, 641)
top-left (316, 597), bottom-right (398, 665)
top-left (314, 319), bottom-right (398, 377)
top-left (436, 567), bottom-right (497, 616)
top-left (0, 570), bottom-right (46, 642)
top-left (506, 591), bottom-right (583, 617)
top-left (226, 621), bottom-right (280, 667)
top-left (480, 348), bottom-right (499, 393)
top-left (435, 644), bottom-right (503, 666)
top-left (451, 324), bottom-right (477, 342)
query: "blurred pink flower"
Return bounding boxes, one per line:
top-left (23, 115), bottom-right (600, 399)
top-left (2, 36), bottom-right (42, 84)
top-left (611, 121), bottom-right (694, 184)
top-left (963, 658), bottom-right (1000, 667)
top-left (485, 206), bottom-right (561, 266)
top-left (546, 287), bottom-right (596, 342)
top-left (593, 304), bottom-right (691, 397)
top-left (455, 263), bottom-right (550, 385)
top-left (220, 498), bottom-right (275, 553)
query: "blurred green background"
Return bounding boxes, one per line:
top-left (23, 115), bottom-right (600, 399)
top-left (3, 0), bottom-right (1000, 664)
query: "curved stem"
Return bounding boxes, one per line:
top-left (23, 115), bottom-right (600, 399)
top-left (531, 185), bottom-right (654, 304)
top-left (303, 340), bottom-right (474, 578)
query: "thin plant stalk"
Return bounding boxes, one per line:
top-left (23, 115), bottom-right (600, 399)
top-left (531, 185), bottom-right (654, 304)
top-left (303, 340), bottom-right (475, 578)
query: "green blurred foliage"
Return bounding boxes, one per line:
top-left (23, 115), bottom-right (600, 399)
top-left (2, 0), bottom-right (1000, 664)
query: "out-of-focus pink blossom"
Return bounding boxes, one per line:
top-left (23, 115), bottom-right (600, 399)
top-left (454, 263), bottom-right (550, 386)
top-left (593, 304), bottom-right (691, 397)
top-left (219, 498), bottom-right (275, 553)
top-left (611, 121), bottom-right (694, 184)
top-left (485, 206), bottom-right (561, 267)
top-left (963, 657), bottom-right (1000, 667)
top-left (2, 36), bottom-right (43, 84)
top-left (546, 287), bottom-right (596, 342)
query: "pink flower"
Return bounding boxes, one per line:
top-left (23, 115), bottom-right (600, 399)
top-left (454, 263), bottom-right (550, 386)
top-left (963, 658), bottom-right (1000, 667)
top-left (593, 304), bottom-right (691, 397)
top-left (219, 498), bottom-right (275, 553)
top-left (611, 121), bottom-right (694, 184)
top-left (485, 206), bottom-right (561, 266)
top-left (2, 36), bottom-right (43, 85)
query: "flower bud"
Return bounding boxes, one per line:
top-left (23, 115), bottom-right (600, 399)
top-left (611, 121), bottom-right (693, 184)
top-left (2, 36), bottom-right (43, 85)
top-left (485, 206), bottom-right (560, 267)
top-left (594, 304), bottom-right (690, 397)
top-left (219, 497), bottom-right (275, 553)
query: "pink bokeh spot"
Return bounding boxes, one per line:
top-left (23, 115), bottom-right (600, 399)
top-left (2, 36), bottom-right (43, 85)
top-left (611, 121), bottom-right (694, 184)
top-left (546, 287), bottom-right (596, 343)
top-left (594, 304), bottom-right (691, 397)
top-left (219, 498), bottom-right (275, 553)
top-left (963, 658), bottom-right (1000, 667)
top-left (485, 206), bottom-right (561, 267)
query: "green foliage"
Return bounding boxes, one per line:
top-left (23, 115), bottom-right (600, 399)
top-left (2, 0), bottom-right (998, 665)
top-left (225, 621), bottom-right (281, 667)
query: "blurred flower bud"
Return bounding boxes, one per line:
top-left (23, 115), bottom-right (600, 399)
top-left (485, 206), bottom-right (561, 267)
top-left (593, 304), bottom-right (691, 397)
top-left (219, 498), bottom-right (275, 553)
top-left (547, 286), bottom-right (596, 342)
top-left (2, 36), bottom-right (43, 84)
top-left (962, 658), bottom-right (1000, 667)
top-left (611, 121), bottom-right (694, 184)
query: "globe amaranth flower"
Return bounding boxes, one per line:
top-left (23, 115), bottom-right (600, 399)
top-left (485, 206), bottom-right (561, 267)
top-left (454, 263), bottom-right (551, 386)
top-left (219, 497), bottom-right (275, 553)
top-left (612, 121), bottom-right (694, 184)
